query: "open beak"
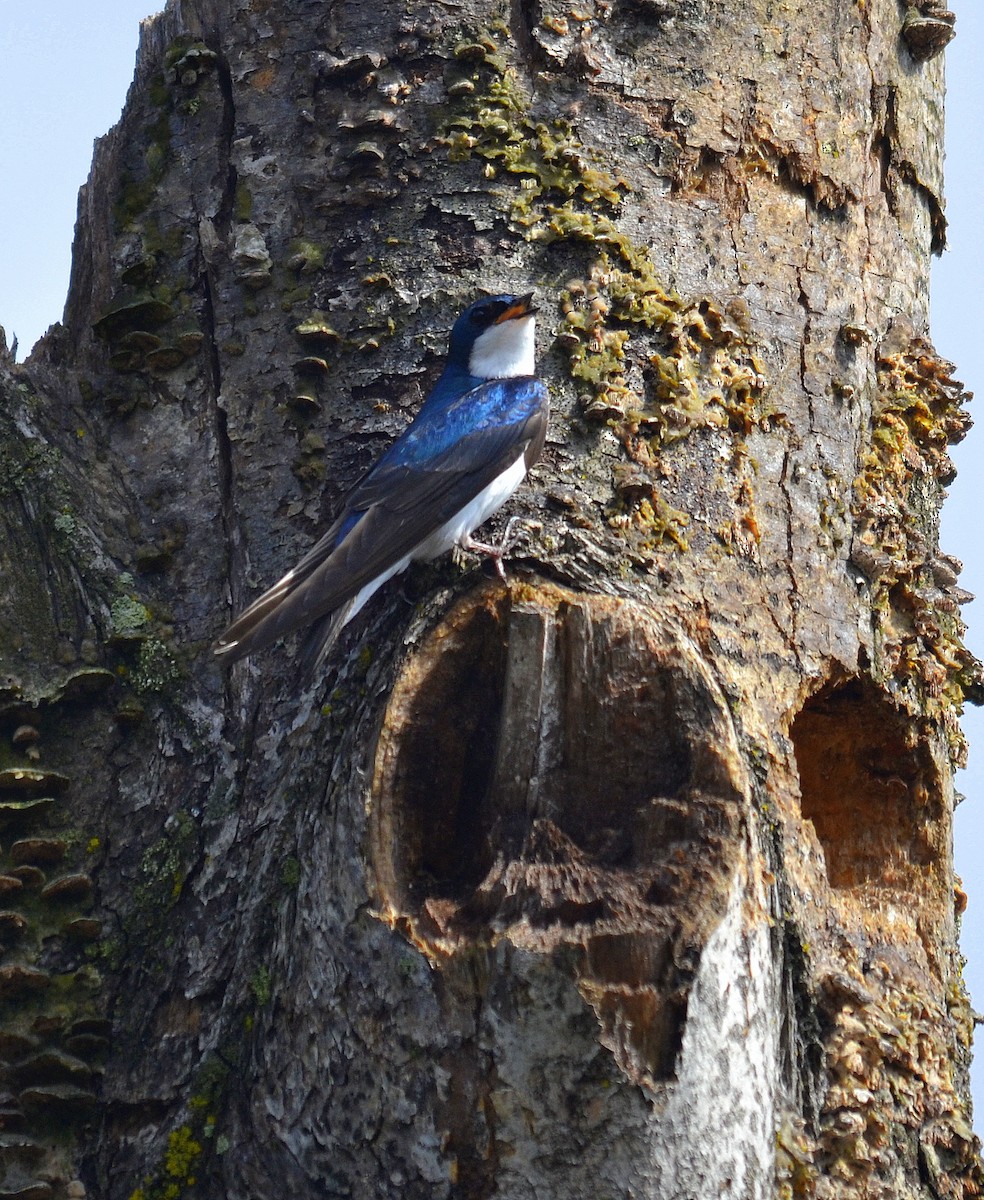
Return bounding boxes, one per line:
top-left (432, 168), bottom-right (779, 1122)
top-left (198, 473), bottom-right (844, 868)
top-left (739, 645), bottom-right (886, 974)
top-left (495, 292), bottom-right (537, 323)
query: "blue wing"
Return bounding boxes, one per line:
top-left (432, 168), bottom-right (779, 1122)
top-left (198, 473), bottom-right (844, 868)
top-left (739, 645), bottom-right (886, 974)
top-left (215, 376), bottom-right (548, 664)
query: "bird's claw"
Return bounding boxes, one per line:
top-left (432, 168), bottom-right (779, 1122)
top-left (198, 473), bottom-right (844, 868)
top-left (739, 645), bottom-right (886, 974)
top-left (498, 515), bottom-right (523, 556)
top-left (462, 517), bottom-right (524, 581)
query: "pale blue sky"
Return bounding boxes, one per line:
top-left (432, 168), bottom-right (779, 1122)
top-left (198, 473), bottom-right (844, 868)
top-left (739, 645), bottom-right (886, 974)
top-left (2, 0), bottom-right (982, 1118)
top-left (932, 2), bottom-right (984, 1125)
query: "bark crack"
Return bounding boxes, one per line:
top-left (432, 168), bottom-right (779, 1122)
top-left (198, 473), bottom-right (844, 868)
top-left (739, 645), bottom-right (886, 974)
top-left (510, 0), bottom-right (548, 81)
top-left (881, 84), bottom-right (947, 253)
top-left (201, 46), bottom-right (240, 616)
top-left (779, 448), bottom-right (803, 661)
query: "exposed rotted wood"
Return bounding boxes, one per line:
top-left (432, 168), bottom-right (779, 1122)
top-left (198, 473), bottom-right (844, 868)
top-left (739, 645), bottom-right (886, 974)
top-left (486, 601), bottom-right (550, 824)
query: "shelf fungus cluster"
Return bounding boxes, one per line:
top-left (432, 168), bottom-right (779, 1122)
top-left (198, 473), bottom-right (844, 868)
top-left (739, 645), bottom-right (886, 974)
top-left (0, 758), bottom-right (107, 1200)
top-left (289, 314), bottom-right (339, 416)
top-left (901, 3), bottom-right (956, 62)
top-left (93, 293), bottom-right (203, 384)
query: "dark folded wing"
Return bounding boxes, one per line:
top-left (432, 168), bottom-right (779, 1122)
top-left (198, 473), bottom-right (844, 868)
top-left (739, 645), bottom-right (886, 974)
top-left (214, 388), bottom-right (547, 664)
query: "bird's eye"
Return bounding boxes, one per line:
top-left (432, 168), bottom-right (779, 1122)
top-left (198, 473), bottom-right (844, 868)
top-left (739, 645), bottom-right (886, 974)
top-left (470, 304), bottom-right (495, 327)
top-left (469, 300), bottom-right (508, 327)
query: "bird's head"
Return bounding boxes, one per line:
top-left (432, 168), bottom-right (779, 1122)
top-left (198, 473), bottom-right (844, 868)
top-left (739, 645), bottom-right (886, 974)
top-left (448, 292), bottom-right (537, 380)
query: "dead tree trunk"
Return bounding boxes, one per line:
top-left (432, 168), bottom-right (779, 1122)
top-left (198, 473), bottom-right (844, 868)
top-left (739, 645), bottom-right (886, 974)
top-left (0, 0), bottom-right (979, 1196)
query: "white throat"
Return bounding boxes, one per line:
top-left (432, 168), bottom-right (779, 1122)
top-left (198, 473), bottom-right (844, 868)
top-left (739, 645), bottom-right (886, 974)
top-left (468, 314), bottom-right (536, 379)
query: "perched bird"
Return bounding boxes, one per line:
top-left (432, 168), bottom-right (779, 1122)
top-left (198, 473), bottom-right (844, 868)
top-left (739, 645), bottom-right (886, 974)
top-left (214, 292), bottom-right (548, 673)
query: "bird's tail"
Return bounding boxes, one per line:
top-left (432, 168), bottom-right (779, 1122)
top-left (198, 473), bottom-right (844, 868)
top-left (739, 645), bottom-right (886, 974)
top-left (297, 599), bottom-right (356, 685)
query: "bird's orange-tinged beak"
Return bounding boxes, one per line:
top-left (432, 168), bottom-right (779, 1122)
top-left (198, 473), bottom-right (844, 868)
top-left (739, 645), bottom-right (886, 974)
top-left (494, 292), bottom-right (537, 323)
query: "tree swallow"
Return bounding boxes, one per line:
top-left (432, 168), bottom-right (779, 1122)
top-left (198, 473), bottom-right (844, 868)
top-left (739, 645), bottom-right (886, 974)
top-left (214, 292), bottom-right (548, 673)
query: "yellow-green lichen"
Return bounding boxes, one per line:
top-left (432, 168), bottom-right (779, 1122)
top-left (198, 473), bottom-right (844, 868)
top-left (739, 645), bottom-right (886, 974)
top-left (292, 430), bottom-right (327, 488)
top-left (0, 438), bottom-right (61, 500)
top-left (110, 593), bottom-right (152, 640)
top-left (164, 1127), bottom-right (202, 1185)
top-left (132, 810), bottom-right (196, 931)
top-left (129, 1124), bottom-right (204, 1200)
top-left (441, 40), bottom-right (625, 230)
top-left (123, 1050), bottom-right (231, 1199)
top-left (114, 61), bottom-right (177, 231)
top-left (53, 510), bottom-right (80, 551)
top-left (559, 256), bottom-right (768, 453)
top-left (132, 638), bottom-right (182, 696)
top-left (250, 965), bottom-right (273, 1007)
top-left (233, 180), bottom-right (253, 223)
top-left (281, 284), bottom-right (313, 312)
top-left (607, 481), bottom-right (690, 558)
top-left (775, 1114), bottom-right (819, 1199)
top-left (281, 857), bottom-right (301, 888)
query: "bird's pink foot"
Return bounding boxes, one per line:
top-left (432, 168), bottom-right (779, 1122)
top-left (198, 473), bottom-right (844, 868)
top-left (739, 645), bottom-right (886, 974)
top-left (462, 517), bottom-right (521, 581)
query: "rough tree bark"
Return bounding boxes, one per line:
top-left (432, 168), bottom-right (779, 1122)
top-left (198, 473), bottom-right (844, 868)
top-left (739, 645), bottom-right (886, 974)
top-left (0, 0), bottom-right (979, 1196)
